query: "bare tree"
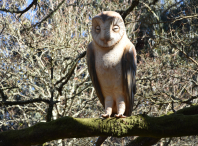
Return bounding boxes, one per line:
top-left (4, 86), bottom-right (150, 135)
top-left (0, 0), bottom-right (197, 145)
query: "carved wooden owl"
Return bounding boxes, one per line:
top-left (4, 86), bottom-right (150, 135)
top-left (87, 11), bottom-right (137, 118)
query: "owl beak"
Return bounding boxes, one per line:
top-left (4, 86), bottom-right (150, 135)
top-left (100, 29), bottom-right (112, 43)
top-left (100, 35), bottom-right (113, 44)
top-left (102, 40), bottom-right (108, 44)
top-left (102, 39), bottom-right (112, 44)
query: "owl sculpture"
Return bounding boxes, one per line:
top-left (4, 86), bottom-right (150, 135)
top-left (87, 11), bottom-right (137, 118)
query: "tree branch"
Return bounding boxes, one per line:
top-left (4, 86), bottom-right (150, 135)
top-left (0, 88), bottom-right (7, 102)
top-left (20, 0), bottom-right (68, 32)
top-left (118, 0), bottom-right (159, 21)
top-left (126, 103), bottom-right (198, 146)
top-left (0, 105), bottom-right (198, 146)
top-left (140, 1), bottom-right (159, 21)
top-left (55, 51), bottom-right (86, 95)
top-left (168, 40), bottom-right (198, 67)
top-left (118, 0), bottom-right (140, 21)
top-left (161, 0), bottom-right (183, 15)
top-left (0, 0), bottom-right (37, 17)
top-left (0, 98), bottom-right (59, 106)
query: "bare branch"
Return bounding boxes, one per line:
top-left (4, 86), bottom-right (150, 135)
top-left (0, 98), bottom-right (59, 106)
top-left (0, 105), bottom-right (198, 146)
top-left (162, 0), bottom-right (183, 15)
top-left (168, 40), bottom-right (198, 67)
top-left (118, 0), bottom-right (140, 21)
top-left (55, 51), bottom-right (86, 95)
top-left (0, 0), bottom-right (37, 17)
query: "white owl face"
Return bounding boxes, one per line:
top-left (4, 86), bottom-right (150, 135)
top-left (91, 11), bottom-right (126, 48)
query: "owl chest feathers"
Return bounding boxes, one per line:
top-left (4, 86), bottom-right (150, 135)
top-left (95, 46), bottom-right (123, 69)
top-left (94, 43), bottom-right (125, 96)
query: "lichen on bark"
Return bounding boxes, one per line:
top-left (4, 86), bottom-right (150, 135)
top-left (0, 105), bottom-right (198, 146)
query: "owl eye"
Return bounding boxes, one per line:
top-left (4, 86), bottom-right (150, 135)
top-left (95, 26), bottom-right (100, 33)
top-left (113, 25), bottom-right (120, 32)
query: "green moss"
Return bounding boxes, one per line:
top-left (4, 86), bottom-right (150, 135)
top-left (1, 106), bottom-right (198, 146)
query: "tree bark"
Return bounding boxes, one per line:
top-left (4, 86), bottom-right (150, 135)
top-left (0, 105), bottom-right (198, 146)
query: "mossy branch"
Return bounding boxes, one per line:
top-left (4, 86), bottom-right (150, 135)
top-left (0, 105), bottom-right (198, 146)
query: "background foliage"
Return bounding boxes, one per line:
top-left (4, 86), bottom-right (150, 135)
top-left (0, 0), bottom-right (198, 145)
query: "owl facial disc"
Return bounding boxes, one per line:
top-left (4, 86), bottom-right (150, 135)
top-left (91, 11), bottom-right (126, 48)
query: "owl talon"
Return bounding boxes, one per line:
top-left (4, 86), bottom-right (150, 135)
top-left (114, 114), bottom-right (126, 118)
top-left (101, 114), bottom-right (110, 118)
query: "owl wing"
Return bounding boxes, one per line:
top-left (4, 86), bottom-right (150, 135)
top-left (86, 42), bottom-right (105, 107)
top-left (122, 44), bottom-right (137, 116)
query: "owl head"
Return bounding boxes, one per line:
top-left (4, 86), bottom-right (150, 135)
top-left (91, 11), bottom-right (126, 48)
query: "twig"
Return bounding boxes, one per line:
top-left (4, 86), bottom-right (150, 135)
top-left (0, 98), bottom-right (59, 106)
top-left (117, 0), bottom-right (140, 21)
top-left (168, 40), bottom-right (198, 67)
top-left (55, 51), bottom-right (86, 86)
top-left (0, 0), bottom-right (37, 17)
